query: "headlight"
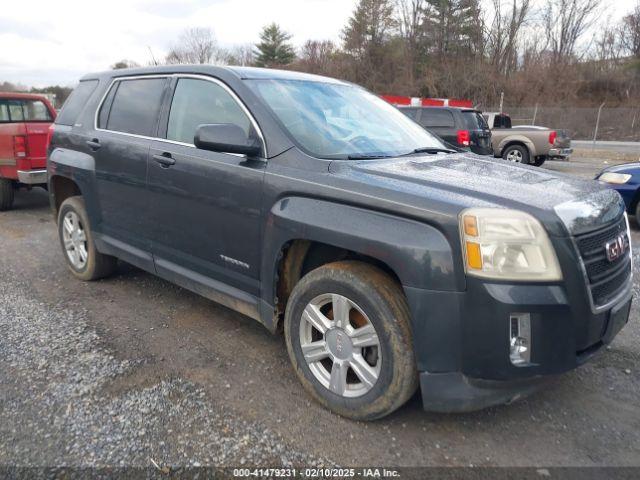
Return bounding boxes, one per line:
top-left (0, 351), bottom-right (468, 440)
top-left (598, 172), bottom-right (632, 184)
top-left (460, 208), bottom-right (562, 281)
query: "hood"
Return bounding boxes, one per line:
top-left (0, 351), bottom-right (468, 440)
top-left (600, 162), bottom-right (640, 174)
top-left (329, 152), bottom-right (625, 236)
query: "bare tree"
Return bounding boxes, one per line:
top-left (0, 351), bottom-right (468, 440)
top-left (299, 40), bottom-right (338, 73)
top-left (165, 27), bottom-right (228, 65)
top-left (486, 0), bottom-right (532, 76)
top-left (620, 1), bottom-right (640, 58)
top-left (542, 0), bottom-right (601, 65)
top-left (397, 0), bottom-right (426, 86)
top-left (594, 19), bottom-right (622, 66)
top-left (227, 44), bottom-right (255, 66)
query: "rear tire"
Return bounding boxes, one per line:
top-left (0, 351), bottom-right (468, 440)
top-left (502, 145), bottom-right (530, 164)
top-left (0, 179), bottom-right (15, 211)
top-left (533, 156), bottom-right (547, 167)
top-left (58, 196), bottom-right (117, 281)
top-left (284, 261), bottom-right (418, 420)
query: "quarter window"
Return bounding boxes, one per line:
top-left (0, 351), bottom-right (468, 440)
top-left (166, 78), bottom-right (251, 145)
top-left (104, 78), bottom-right (166, 136)
top-left (57, 79), bottom-right (98, 126)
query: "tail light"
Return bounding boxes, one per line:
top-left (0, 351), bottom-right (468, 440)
top-left (549, 130), bottom-right (557, 145)
top-left (13, 135), bottom-right (27, 159)
top-left (457, 129), bottom-right (470, 147)
top-left (46, 123), bottom-right (55, 151)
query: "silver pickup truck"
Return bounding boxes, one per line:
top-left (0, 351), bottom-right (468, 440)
top-left (484, 112), bottom-right (573, 166)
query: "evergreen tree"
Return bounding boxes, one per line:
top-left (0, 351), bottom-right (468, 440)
top-left (254, 23), bottom-right (296, 67)
top-left (421, 0), bottom-right (484, 59)
top-left (343, 0), bottom-right (397, 57)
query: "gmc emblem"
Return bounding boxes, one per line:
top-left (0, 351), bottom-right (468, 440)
top-left (605, 233), bottom-right (629, 262)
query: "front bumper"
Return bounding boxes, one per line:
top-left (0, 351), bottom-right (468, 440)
top-left (17, 169), bottom-right (47, 185)
top-left (549, 147), bottom-right (573, 157)
top-left (405, 275), bottom-right (632, 413)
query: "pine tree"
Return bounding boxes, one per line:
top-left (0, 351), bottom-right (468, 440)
top-left (254, 23), bottom-right (296, 67)
top-left (343, 0), bottom-right (397, 57)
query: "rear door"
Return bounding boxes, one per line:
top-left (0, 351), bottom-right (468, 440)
top-left (461, 110), bottom-right (493, 155)
top-left (92, 76), bottom-right (169, 264)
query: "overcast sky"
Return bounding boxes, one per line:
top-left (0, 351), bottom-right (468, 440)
top-left (0, 0), bottom-right (636, 88)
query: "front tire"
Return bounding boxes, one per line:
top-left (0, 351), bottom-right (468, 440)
top-left (284, 261), bottom-right (417, 420)
top-left (58, 196), bottom-right (117, 281)
top-left (0, 179), bottom-right (15, 211)
top-left (503, 144), bottom-right (529, 164)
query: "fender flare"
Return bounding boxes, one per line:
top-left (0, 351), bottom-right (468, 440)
top-left (498, 136), bottom-right (536, 159)
top-left (261, 196), bottom-right (460, 309)
top-left (48, 147), bottom-right (99, 219)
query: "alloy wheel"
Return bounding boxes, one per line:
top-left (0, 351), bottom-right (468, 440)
top-left (506, 149), bottom-right (523, 162)
top-left (62, 211), bottom-right (88, 269)
top-left (299, 293), bottom-right (382, 398)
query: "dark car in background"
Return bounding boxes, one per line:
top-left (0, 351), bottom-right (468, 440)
top-left (399, 106), bottom-right (493, 155)
top-left (597, 163), bottom-right (640, 225)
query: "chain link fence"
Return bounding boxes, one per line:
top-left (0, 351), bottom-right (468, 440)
top-left (486, 106), bottom-right (640, 142)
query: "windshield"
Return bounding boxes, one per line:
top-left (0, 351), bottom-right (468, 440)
top-left (246, 79), bottom-right (446, 159)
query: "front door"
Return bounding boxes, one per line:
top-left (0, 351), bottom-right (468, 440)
top-left (147, 76), bottom-right (266, 297)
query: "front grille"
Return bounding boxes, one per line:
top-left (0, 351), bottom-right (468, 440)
top-left (574, 216), bottom-right (631, 307)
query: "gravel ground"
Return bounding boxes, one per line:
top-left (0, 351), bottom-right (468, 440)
top-left (0, 154), bottom-right (639, 470)
top-left (0, 267), bottom-right (329, 469)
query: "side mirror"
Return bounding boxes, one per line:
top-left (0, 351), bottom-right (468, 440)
top-left (194, 124), bottom-right (262, 157)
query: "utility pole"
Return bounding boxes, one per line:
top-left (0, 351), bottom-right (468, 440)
top-left (499, 92), bottom-right (504, 113)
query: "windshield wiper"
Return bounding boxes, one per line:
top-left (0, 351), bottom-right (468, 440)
top-left (402, 147), bottom-right (457, 156)
top-left (347, 154), bottom-right (394, 160)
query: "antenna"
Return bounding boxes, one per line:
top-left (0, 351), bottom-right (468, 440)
top-left (148, 46), bottom-right (158, 66)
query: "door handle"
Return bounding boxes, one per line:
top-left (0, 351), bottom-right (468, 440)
top-left (86, 139), bottom-right (101, 151)
top-left (153, 153), bottom-right (175, 168)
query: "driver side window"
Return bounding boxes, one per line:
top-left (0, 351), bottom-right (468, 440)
top-left (166, 78), bottom-right (251, 145)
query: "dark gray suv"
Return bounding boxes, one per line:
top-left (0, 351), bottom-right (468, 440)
top-left (47, 66), bottom-right (633, 420)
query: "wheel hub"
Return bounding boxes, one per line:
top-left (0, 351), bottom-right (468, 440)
top-left (325, 328), bottom-right (354, 360)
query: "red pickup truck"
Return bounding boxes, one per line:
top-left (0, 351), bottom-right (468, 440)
top-left (0, 92), bottom-right (56, 210)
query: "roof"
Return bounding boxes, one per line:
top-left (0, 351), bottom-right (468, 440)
top-left (0, 92), bottom-right (53, 101)
top-left (81, 65), bottom-right (348, 85)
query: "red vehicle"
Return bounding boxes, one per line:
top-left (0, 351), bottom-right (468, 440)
top-left (0, 92), bottom-right (56, 210)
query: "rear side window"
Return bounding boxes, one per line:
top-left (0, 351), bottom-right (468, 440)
top-left (420, 109), bottom-right (455, 128)
top-left (56, 80), bottom-right (98, 126)
top-left (166, 78), bottom-right (251, 144)
top-left (462, 111), bottom-right (488, 130)
top-left (103, 78), bottom-right (166, 136)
